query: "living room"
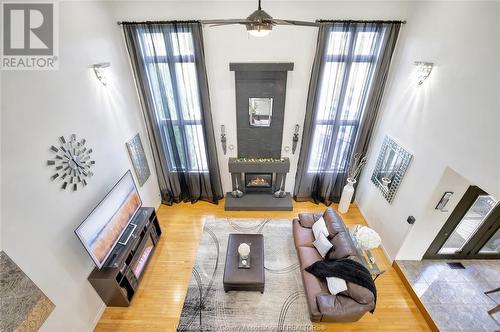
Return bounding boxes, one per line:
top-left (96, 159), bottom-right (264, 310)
top-left (1, 1), bottom-right (499, 331)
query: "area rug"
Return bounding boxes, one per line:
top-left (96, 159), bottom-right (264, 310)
top-left (177, 217), bottom-right (313, 332)
top-left (0, 251), bottom-right (55, 331)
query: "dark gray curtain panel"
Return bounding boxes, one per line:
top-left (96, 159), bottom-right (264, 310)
top-left (123, 22), bottom-right (223, 204)
top-left (294, 21), bottom-right (401, 205)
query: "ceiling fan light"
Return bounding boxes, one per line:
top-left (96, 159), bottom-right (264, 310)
top-left (248, 29), bottom-right (271, 37)
top-left (247, 24), bottom-right (272, 37)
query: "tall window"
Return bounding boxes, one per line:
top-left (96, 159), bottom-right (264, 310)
top-left (294, 22), bottom-right (401, 204)
top-left (140, 28), bottom-right (208, 172)
top-left (123, 22), bottom-right (222, 204)
top-left (308, 26), bottom-right (384, 172)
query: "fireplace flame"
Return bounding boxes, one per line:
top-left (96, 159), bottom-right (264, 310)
top-left (253, 177), bottom-right (266, 184)
top-left (248, 176), bottom-right (270, 187)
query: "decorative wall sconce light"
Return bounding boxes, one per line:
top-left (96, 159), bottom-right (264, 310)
top-left (414, 61), bottom-right (434, 85)
top-left (93, 62), bottom-right (111, 86)
top-left (435, 191), bottom-right (453, 212)
top-left (220, 125), bottom-right (227, 155)
top-left (292, 124), bottom-right (300, 154)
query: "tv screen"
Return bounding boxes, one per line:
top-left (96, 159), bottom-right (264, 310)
top-left (75, 170), bottom-right (142, 269)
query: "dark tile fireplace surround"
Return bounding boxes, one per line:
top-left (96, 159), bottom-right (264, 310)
top-left (224, 62), bottom-right (294, 211)
top-left (225, 158), bottom-right (293, 211)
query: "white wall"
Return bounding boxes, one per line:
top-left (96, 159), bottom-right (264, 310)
top-left (1, 1), bottom-right (161, 331)
top-left (355, 1), bottom-right (500, 261)
top-left (106, 0), bottom-right (411, 192)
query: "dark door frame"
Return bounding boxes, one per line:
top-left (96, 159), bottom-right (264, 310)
top-left (424, 186), bottom-right (500, 259)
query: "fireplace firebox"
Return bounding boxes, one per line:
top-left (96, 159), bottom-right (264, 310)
top-left (245, 173), bottom-right (272, 192)
top-left (226, 158), bottom-right (292, 210)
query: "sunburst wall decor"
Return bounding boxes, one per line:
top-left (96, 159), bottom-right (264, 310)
top-left (47, 134), bottom-right (95, 191)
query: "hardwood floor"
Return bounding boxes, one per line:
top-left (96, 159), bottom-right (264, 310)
top-left (95, 201), bottom-right (430, 331)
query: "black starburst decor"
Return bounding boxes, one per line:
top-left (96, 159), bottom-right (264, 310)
top-left (47, 134), bottom-right (95, 191)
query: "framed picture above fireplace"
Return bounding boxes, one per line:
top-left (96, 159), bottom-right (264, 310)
top-left (249, 97), bottom-right (273, 127)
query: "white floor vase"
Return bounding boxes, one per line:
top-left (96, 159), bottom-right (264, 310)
top-left (338, 178), bottom-right (356, 214)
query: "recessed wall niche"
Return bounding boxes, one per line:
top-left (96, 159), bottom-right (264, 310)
top-left (230, 62), bottom-right (294, 159)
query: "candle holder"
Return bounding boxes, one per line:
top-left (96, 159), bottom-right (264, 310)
top-left (238, 243), bottom-right (251, 269)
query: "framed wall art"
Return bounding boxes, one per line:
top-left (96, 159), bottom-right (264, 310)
top-left (126, 133), bottom-right (151, 187)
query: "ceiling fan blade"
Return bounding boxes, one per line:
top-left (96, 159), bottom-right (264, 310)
top-left (201, 19), bottom-right (251, 26)
top-left (272, 19), bottom-right (319, 27)
top-left (209, 23), bottom-right (247, 27)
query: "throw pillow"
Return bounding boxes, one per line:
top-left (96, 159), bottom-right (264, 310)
top-left (312, 217), bottom-right (329, 240)
top-left (312, 233), bottom-right (333, 258)
top-left (326, 277), bottom-right (348, 295)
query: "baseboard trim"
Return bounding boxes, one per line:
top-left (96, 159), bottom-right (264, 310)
top-left (355, 203), bottom-right (394, 263)
top-left (392, 261), bottom-right (439, 332)
top-left (91, 302), bottom-right (106, 330)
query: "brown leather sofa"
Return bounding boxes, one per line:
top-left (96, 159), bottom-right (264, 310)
top-left (293, 208), bottom-right (375, 322)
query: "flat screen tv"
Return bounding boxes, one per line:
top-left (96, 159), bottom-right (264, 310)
top-left (75, 170), bottom-right (142, 269)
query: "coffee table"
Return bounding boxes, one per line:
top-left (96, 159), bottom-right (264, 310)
top-left (223, 233), bottom-right (265, 293)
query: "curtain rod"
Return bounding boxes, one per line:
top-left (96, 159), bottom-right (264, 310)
top-left (118, 19), bottom-right (406, 26)
top-left (117, 20), bottom-right (200, 25)
top-left (316, 19), bottom-right (406, 24)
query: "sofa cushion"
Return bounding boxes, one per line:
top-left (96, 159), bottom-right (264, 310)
top-left (339, 282), bottom-right (375, 305)
top-left (298, 213), bottom-right (323, 228)
top-left (322, 208), bottom-right (348, 237)
top-left (292, 219), bottom-right (315, 248)
top-left (296, 246), bottom-right (328, 320)
top-left (346, 255), bottom-right (362, 264)
top-left (297, 246), bottom-right (323, 271)
top-left (316, 292), bottom-right (375, 322)
top-left (327, 232), bottom-right (357, 260)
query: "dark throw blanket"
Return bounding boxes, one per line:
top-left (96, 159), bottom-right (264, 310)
top-left (305, 258), bottom-right (377, 313)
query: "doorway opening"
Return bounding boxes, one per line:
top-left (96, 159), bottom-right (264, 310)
top-left (424, 186), bottom-right (500, 259)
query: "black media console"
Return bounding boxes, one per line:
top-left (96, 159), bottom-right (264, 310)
top-left (88, 207), bottom-right (161, 307)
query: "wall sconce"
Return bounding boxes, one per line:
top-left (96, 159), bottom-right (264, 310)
top-left (435, 191), bottom-right (453, 212)
top-left (292, 124), bottom-right (300, 154)
top-left (93, 62), bottom-right (111, 86)
top-left (220, 125), bottom-right (227, 155)
top-left (414, 61), bottom-right (433, 85)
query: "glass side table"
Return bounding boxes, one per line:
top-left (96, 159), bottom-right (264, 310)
top-left (348, 225), bottom-right (386, 281)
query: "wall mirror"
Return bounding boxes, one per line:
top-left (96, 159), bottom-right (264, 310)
top-left (371, 136), bottom-right (412, 203)
top-left (249, 97), bottom-right (273, 127)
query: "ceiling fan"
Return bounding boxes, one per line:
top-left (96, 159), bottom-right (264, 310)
top-left (202, 0), bottom-right (319, 37)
